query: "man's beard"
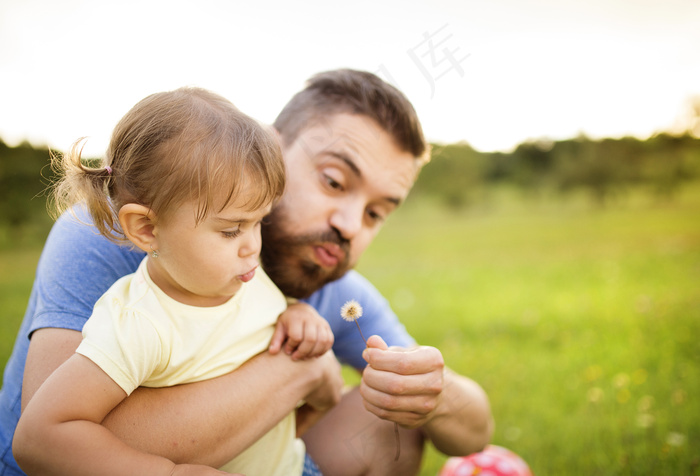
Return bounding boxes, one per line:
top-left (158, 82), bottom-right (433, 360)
top-left (261, 205), bottom-right (351, 299)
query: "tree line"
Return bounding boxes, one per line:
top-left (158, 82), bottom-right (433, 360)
top-left (1, 132), bottom-right (700, 241)
top-left (413, 132), bottom-right (700, 208)
top-left (0, 140), bottom-right (58, 243)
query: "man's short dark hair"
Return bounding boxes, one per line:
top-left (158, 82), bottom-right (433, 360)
top-left (274, 69), bottom-right (430, 165)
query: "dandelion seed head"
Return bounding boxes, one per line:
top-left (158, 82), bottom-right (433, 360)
top-left (587, 387), bottom-right (604, 403)
top-left (636, 413), bottom-right (655, 429)
top-left (638, 395), bottom-right (654, 412)
top-left (666, 432), bottom-right (686, 447)
top-left (341, 300), bottom-right (363, 322)
top-left (613, 372), bottom-right (630, 388)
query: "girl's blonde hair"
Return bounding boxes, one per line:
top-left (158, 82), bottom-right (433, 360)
top-left (51, 87), bottom-right (285, 242)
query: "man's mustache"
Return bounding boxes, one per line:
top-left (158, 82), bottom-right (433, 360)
top-left (284, 227), bottom-right (350, 254)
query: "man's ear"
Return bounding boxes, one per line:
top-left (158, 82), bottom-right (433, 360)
top-left (271, 126), bottom-right (284, 146)
top-left (119, 204), bottom-right (158, 254)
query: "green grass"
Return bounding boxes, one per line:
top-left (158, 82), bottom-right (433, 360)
top-left (2, 186), bottom-right (699, 474)
top-left (0, 246), bottom-right (43, 378)
top-left (355, 187), bottom-right (700, 475)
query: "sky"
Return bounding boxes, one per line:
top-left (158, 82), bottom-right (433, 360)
top-left (1, 0), bottom-right (699, 156)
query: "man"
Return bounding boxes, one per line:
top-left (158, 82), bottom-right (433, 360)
top-left (0, 69), bottom-right (492, 476)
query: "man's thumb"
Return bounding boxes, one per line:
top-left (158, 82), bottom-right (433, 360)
top-left (362, 335), bottom-right (388, 362)
top-left (366, 334), bottom-right (388, 350)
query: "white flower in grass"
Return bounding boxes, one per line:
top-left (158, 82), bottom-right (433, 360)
top-left (636, 413), bottom-right (655, 429)
top-left (666, 432), bottom-right (686, 447)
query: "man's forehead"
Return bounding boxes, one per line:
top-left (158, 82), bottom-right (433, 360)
top-left (283, 113), bottom-right (421, 183)
top-left (296, 113), bottom-right (386, 148)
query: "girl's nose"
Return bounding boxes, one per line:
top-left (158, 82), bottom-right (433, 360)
top-left (240, 229), bottom-right (262, 258)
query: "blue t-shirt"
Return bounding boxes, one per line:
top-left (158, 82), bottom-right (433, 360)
top-left (0, 209), bottom-right (414, 475)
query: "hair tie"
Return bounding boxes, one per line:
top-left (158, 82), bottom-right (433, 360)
top-left (104, 166), bottom-right (113, 175)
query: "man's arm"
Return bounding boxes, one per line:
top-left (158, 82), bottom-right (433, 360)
top-left (23, 327), bottom-right (343, 467)
top-left (360, 336), bottom-right (493, 456)
top-left (420, 369), bottom-right (494, 455)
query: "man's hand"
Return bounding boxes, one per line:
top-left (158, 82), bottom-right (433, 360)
top-left (360, 335), bottom-right (494, 456)
top-left (269, 302), bottom-right (334, 360)
top-left (360, 335), bottom-right (444, 429)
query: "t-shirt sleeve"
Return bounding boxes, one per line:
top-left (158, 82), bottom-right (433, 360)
top-left (28, 206), bottom-right (145, 336)
top-left (303, 271), bottom-right (416, 370)
top-left (76, 294), bottom-right (163, 396)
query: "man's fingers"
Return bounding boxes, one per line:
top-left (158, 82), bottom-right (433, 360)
top-left (364, 345), bottom-right (444, 375)
top-left (366, 334), bottom-right (389, 349)
top-left (362, 366), bottom-right (443, 397)
top-left (362, 335), bottom-right (387, 363)
top-left (359, 385), bottom-right (435, 428)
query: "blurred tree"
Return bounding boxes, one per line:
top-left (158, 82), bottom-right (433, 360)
top-left (644, 133), bottom-right (697, 199)
top-left (414, 142), bottom-right (488, 209)
top-left (555, 136), bottom-right (636, 204)
top-left (2, 130), bottom-right (699, 233)
top-left (690, 96), bottom-right (700, 138)
top-left (0, 140), bottom-right (56, 242)
top-left (510, 139), bottom-right (555, 192)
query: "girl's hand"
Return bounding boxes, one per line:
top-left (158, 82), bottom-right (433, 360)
top-left (269, 302), bottom-right (334, 360)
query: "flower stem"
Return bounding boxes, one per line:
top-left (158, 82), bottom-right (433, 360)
top-left (394, 423), bottom-right (400, 461)
top-left (355, 320), bottom-right (368, 347)
top-left (347, 305), bottom-right (400, 461)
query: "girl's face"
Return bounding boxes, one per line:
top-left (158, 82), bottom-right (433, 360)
top-left (147, 194), bottom-right (271, 307)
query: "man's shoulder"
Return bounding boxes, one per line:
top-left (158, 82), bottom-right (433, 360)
top-left (315, 270), bottom-right (375, 294)
top-left (308, 271), bottom-right (416, 367)
top-left (51, 207), bottom-right (118, 248)
top-left (305, 271), bottom-right (378, 306)
top-left (32, 208), bottom-right (146, 321)
top-left (304, 270), bottom-right (387, 320)
top-left (47, 208), bottom-right (144, 267)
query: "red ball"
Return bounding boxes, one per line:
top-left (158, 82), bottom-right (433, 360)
top-left (438, 445), bottom-right (533, 476)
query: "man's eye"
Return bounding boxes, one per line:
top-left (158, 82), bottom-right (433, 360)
top-left (367, 210), bottom-right (385, 223)
top-left (324, 174), bottom-right (343, 190)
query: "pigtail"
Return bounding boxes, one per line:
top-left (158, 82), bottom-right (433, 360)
top-left (47, 87), bottom-right (284, 244)
top-left (50, 138), bottom-right (121, 240)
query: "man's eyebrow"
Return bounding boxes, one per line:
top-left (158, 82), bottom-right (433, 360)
top-left (327, 150), bottom-right (362, 178)
top-left (384, 196), bottom-right (402, 207)
top-left (326, 150), bottom-right (402, 206)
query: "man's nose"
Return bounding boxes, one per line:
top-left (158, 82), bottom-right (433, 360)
top-left (329, 199), bottom-right (364, 241)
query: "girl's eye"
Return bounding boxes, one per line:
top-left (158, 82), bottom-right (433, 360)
top-left (222, 229), bottom-right (241, 239)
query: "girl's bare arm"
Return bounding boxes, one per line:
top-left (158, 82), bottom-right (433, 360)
top-left (22, 327), bottom-right (343, 468)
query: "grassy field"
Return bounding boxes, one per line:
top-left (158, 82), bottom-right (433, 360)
top-left (354, 187), bottom-right (700, 475)
top-left (1, 186), bottom-right (699, 475)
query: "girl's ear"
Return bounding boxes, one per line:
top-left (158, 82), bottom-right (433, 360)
top-left (119, 204), bottom-right (158, 254)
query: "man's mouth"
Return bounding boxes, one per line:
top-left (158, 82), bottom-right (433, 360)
top-left (313, 243), bottom-right (345, 268)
